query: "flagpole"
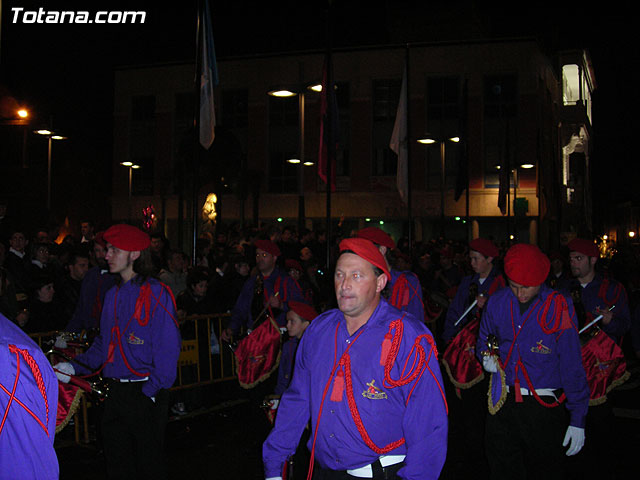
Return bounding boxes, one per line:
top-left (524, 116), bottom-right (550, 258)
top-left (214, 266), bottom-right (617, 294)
top-left (405, 45), bottom-right (412, 250)
top-left (190, 0), bottom-right (203, 263)
top-left (323, 6), bottom-right (334, 272)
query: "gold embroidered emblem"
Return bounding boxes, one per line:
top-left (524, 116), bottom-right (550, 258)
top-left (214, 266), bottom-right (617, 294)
top-left (362, 379), bottom-right (387, 400)
top-left (531, 340), bottom-right (551, 354)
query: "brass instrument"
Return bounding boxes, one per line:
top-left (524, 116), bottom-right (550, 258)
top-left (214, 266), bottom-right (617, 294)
top-left (46, 348), bottom-right (110, 398)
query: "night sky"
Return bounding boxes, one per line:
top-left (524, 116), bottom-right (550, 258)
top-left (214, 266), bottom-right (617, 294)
top-left (1, 0), bottom-right (637, 228)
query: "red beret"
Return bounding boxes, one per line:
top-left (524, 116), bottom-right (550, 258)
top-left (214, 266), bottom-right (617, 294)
top-left (285, 259), bottom-right (303, 272)
top-left (356, 227), bottom-right (395, 249)
top-left (568, 238), bottom-right (599, 258)
top-left (469, 238), bottom-right (499, 258)
top-left (504, 243), bottom-right (550, 287)
top-left (339, 238), bottom-right (391, 281)
top-left (288, 300), bottom-right (318, 323)
top-left (254, 239), bottom-right (281, 257)
top-left (103, 224), bottom-right (150, 252)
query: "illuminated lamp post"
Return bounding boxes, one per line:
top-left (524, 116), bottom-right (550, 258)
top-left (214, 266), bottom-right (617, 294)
top-left (267, 84), bottom-right (319, 232)
top-left (35, 128), bottom-right (68, 211)
top-left (119, 161), bottom-right (141, 220)
top-left (417, 134), bottom-right (460, 236)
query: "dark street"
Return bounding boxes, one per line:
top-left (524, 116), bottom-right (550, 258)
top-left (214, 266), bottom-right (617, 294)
top-left (56, 359), bottom-right (640, 480)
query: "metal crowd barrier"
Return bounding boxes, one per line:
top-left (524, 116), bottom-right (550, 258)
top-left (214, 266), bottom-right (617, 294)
top-left (30, 313), bottom-right (237, 444)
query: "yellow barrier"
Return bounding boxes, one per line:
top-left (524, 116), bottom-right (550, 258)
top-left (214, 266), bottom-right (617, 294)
top-left (31, 313), bottom-right (237, 444)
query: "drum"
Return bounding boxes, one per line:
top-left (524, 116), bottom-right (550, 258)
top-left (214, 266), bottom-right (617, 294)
top-left (580, 328), bottom-right (630, 405)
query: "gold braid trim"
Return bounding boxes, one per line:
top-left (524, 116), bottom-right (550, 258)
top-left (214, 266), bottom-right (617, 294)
top-left (55, 389), bottom-right (84, 434)
top-left (441, 358), bottom-right (485, 390)
top-left (487, 362), bottom-right (507, 415)
top-left (588, 370), bottom-right (631, 406)
top-left (237, 317), bottom-right (282, 390)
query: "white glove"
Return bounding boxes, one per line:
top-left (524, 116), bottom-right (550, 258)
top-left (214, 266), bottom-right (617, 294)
top-left (482, 355), bottom-right (498, 373)
top-left (563, 426), bottom-right (585, 456)
top-left (54, 362), bottom-right (75, 383)
top-left (54, 334), bottom-right (68, 349)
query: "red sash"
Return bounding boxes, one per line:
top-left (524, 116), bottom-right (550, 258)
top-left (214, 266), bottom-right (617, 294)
top-left (234, 317), bottom-right (281, 389)
top-left (581, 329), bottom-right (630, 405)
top-left (442, 317), bottom-right (484, 389)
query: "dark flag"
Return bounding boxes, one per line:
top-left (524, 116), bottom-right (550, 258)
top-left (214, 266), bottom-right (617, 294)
top-left (318, 53), bottom-right (338, 191)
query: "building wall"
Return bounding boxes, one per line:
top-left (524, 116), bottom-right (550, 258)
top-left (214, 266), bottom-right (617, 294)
top-left (112, 39), bottom-right (568, 246)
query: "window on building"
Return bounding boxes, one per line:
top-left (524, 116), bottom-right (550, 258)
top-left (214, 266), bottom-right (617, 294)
top-left (483, 75), bottom-right (517, 187)
top-left (222, 89), bottom-right (248, 128)
top-left (130, 95), bottom-right (156, 195)
top-left (372, 79), bottom-right (400, 176)
top-left (424, 76), bottom-right (461, 190)
top-left (562, 64), bottom-right (580, 105)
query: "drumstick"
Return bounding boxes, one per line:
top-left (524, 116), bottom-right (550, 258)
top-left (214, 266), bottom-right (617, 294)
top-left (250, 292), bottom-right (280, 330)
top-left (579, 305), bottom-right (615, 334)
top-left (454, 299), bottom-right (478, 327)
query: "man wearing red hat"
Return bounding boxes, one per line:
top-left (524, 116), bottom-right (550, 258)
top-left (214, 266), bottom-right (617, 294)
top-left (65, 231), bottom-right (118, 334)
top-left (442, 238), bottom-right (504, 344)
top-left (264, 237), bottom-right (448, 480)
top-left (440, 238), bottom-right (504, 477)
top-left (565, 238), bottom-right (630, 342)
top-left (356, 227), bottom-right (425, 324)
top-left (223, 239), bottom-right (304, 341)
top-left (55, 224), bottom-right (181, 480)
top-left (476, 243), bottom-right (589, 480)
top-left (564, 238), bottom-right (630, 480)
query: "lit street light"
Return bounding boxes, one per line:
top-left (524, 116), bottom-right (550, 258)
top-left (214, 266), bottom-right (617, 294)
top-left (35, 128), bottom-right (68, 211)
top-left (267, 84), bottom-right (318, 231)
top-left (417, 134), bottom-right (460, 235)
top-left (120, 161), bottom-right (141, 220)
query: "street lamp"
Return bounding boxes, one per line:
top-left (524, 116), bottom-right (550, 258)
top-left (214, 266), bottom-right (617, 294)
top-left (120, 161), bottom-right (141, 220)
top-left (417, 135), bottom-right (460, 235)
top-left (35, 128), bottom-right (68, 211)
top-left (267, 85), bottom-right (318, 231)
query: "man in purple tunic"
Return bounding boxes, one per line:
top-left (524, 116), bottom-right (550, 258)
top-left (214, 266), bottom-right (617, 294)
top-left (477, 243), bottom-right (589, 480)
top-left (0, 313), bottom-right (59, 480)
top-left (54, 224), bottom-right (181, 480)
top-left (64, 232), bottom-right (117, 334)
top-left (356, 227), bottom-right (425, 323)
top-left (263, 237), bottom-right (448, 480)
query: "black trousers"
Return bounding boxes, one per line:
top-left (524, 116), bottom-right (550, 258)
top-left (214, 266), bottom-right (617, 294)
top-left (485, 394), bottom-right (566, 480)
top-left (312, 460), bottom-right (404, 480)
top-left (101, 381), bottom-right (169, 480)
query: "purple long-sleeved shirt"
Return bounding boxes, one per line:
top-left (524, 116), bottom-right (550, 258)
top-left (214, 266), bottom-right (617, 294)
top-left (442, 267), bottom-right (504, 343)
top-left (230, 267), bottom-right (303, 332)
top-left (274, 336), bottom-right (299, 396)
top-left (1, 314), bottom-right (59, 480)
top-left (65, 266), bottom-right (117, 333)
top-left (476, 284), bottom-right (589, 428)
top-left (263, 299), bottom-right (448, 479)
top-left (72, 277), bottom-right (181, 398)
top-left (389, 269), bottom-right (425, 323)
top-left (562, 274), bottom-right (630, 342)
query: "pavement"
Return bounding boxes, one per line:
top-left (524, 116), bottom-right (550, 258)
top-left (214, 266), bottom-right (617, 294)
top-left (56, 360), bottom-right (640, 479)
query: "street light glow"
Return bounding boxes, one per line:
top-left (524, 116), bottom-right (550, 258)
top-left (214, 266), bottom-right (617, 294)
top-left (268, 89), bottom-right (297, 97)
top-left (17, 109), bottom-right (29, 118)
top-left (120, 161), bottom-right (133, 167)
top-left (36, 129), bottom-right (53, 136)
top-left (286, 158), bottom-right (301, 164)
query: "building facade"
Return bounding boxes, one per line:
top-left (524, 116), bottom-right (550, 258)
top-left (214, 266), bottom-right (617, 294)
top-left (112, 39), bottom-right (594, 251)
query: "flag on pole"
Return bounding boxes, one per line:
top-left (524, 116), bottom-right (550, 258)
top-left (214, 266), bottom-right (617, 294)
top-left (318, 53), bottom-right (338, 191)
top-left (390, 64), bottom-right (408, 204)
top-left (199, 0), bottom-right (218, 150)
